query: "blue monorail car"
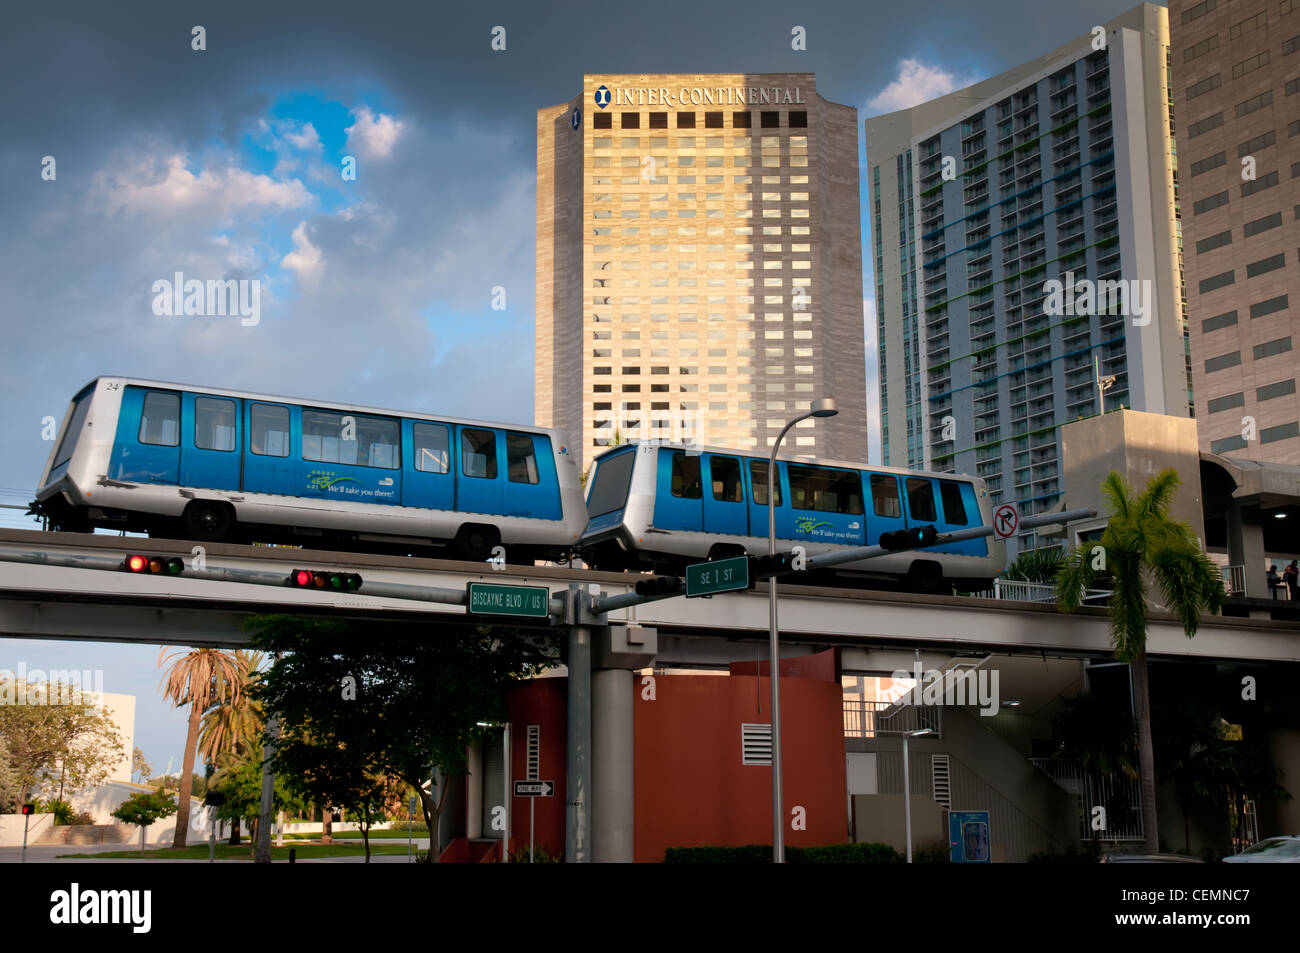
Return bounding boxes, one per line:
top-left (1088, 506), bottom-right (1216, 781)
top-left (33, 377), bottom-right (587, 560)
top-left (580, 442), bottom-right (1005, 591)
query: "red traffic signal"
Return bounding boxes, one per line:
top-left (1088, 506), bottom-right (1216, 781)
top-left (123, 554), bottom-right (184, 575)
top-left (288, 569), bottom-right (363, 592)
top-left (21, 803), bottom-right (35, 816)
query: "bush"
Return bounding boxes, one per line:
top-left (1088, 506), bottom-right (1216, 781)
top-left (508, 844), bottom-right (562, 863)
top-left (664, 843), bottom-right (903, 863)
top-left (70, 811), bottom-right (95, 826)
top-left (913, 841), bottom-right (950, 863)
top-left (39, 799), bottom-right (75, 825)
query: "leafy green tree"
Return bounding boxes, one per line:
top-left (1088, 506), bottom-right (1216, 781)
top-left (1055, 469), bottom-right (1226, 852)
top-left (111, 789), bottom-right (177, 856)
top-left (158, 647), bottom-right (243, 848)
top-left (0, 678), bottom-right (125, 812)
top-left (248, 615), bottom-right (558, 861)
top-left (207, 759), bottom-right (303, 847)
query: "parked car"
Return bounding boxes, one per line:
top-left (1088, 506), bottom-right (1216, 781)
top-left (1222, 836), bottom-right (1300, 863)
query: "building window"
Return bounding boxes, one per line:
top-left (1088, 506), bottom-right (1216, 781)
top-left (1244, 212), bottom-right (1283, 236)
top-left (1187, 73), bottom-right (1222, 99)
top-left (1238, 130), bottom-right (1276, 157)
top-left (413, 422), bottom-right (450, 473)
top-left (1250, 294), bottom-right (1289, 318)
top-left (789, 111), bottom-right (808, 127)
top-left (1196, 229), bottom-right (1233, 253)
top-left (705, 111), bottom-right (723, 128)
top-left (1202, 310), bottom-right (1238, 332)
top-left (1254, 337), bottom-right (1293, 360)
top-left (1242, 171), bottom-right (1280, 197)
top-left (1257, 379), bottom-right (1297, 401)
top-left (1188, 112), bottom-right (1224, 138)
top-left (1198, 270), bottom-right (1235, 293)
top-left (593, 112), bottom-right (611, 129)
top-left (1190, 151), bottom-right (1227, 176)
top-left (648, 112), bottom-right (667, 129)
top-left (1261, 422), bottom-right (1300, 444)
top-left (1205, 351), bottom-right (1242, 372)
top-left (1211, 434), bottom-right (1248, 453)
top-left (1193, 190), bottom-right (1229, 214)
top-left (1207, 392), bottom-right (1245, 413)
top-left (1235, 90), bottom-right (1273, 118)
top-left (760, 111), bottom-right (780, 128)
top-left (732, 111), bottom-right (751, 128)
top-left (620, 112), bottom-right (640, 129)
top-left (1247, 253), bottom-right (1286, 277)
top-left (677, 112), bottom-right (696, 128)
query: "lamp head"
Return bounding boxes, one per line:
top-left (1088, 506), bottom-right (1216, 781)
top-left (811, 397), bottom-right (838, 418)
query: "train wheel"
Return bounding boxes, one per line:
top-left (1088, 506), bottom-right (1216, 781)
top-left (453, 524), bottom-right (499, 563)
top-left (182, 501), bottom-right (234, 542)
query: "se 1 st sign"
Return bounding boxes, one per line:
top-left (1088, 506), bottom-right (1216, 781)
top-left (685, 555), bottom-right (749, 597)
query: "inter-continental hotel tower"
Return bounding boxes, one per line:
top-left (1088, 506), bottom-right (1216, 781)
top-left (536, 74), bottom-right (866, 471)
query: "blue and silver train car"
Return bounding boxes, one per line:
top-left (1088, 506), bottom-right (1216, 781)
top-left (581, 442), bottom-right (1005, 591)
top-left (33, 376), bottom-right (587, 561)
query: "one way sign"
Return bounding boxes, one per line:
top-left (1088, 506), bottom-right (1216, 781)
top-left (513, 780), bottom-right (554, 797)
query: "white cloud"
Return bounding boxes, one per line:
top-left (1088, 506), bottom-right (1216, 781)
top-left (280, 221), bottom-right (324, 288)
top-left (89, 153), bottom-right (311, 221)
top-left (867, 59), bottom-right (981, 113)
top-left (346, 106), bottom-right (405, 159)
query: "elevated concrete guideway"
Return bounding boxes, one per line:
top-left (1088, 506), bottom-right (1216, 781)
top-left (0, 529), bottom-right (1296, 664)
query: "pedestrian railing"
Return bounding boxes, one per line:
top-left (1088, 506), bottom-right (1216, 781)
top-left (843, 700), bottom-right (941, 739)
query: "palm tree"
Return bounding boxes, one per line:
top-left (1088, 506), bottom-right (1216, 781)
top-left (1055, 468), bottom-right (1226, 852)
top-left (158, 647), bottom-right (243, 848)
top-left (198, 651), bottom-right (265, 765)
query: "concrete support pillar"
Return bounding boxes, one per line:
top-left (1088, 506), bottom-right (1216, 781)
top-left (1227, 502), bottom-right (1267, 597)
top-left (592, 668), bottom-right (635, 862)
top-left (566, 610), bottom-right (592, 863)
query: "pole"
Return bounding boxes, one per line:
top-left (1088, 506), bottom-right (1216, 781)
top-left (565, 584), bottom-right (592, 863)
top-left (768, 434), bottom-right (783, 863)
top-left (255, 713), bottom-right (277, 864)
top-left (209, 813), bottom-right (215, 863)
top-left (21, 812), bottom-right (29, 864)
top-left (903, 732), bottom-right (913, 864)
top-left (530, 797), bottom-right (535, 863)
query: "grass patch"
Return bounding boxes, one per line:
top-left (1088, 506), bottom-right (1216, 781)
top-left (282, 829), bottom-right (427, 841)
top-left (60, 842), bottom-right (412, 860)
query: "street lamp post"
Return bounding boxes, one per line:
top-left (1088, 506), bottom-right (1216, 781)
top-left (768, 397), bottom-right (838, 863)
top-left (902, 727), bottom-right (935, 863)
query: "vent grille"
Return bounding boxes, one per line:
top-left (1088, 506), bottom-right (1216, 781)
top-left (931, 754), bottom-right (952, 809)
top-left (742, 723), bottom-right (773, 765)
top-left (526, 725), bottom-right (541, 781)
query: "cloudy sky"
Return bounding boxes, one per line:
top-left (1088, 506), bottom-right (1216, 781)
top-left (0, 0), bottom-right (1143, 775)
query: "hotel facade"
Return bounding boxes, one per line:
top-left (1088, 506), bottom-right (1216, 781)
top-left (866, 3), bottom-right (1193, 550)
top-left (1169, 0), bottom-right (1300, 464)
top-left (536, 73), bottom-right (866, 471)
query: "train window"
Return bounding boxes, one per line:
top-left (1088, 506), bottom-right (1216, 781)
top-left (250, 404), bottom-right (289, 457)
top-left (507, 433), bottom-right (540, 484)
top-left (52, 389), bottom-right (93, 469)
top-left (588, 451), bottom-right (636, 516)
top-left (462, 428), bottom-right (498, 479)
top-left (195, 397), bottom-right (236, 452)
top-left (303, 410), bottom-right (399, 469)
top-left (939, 480), bottom-right (969, 525)
top-left (749, 460), bottom-right (783, 506)
top-left (906, 478), bottom-right (937, 522)
top-left (670, 452), bottom-right (702, 499)
top-left (870, 474), bottom-right (901, 518)
top-left (789, 464), bottom-right (864, 514)
top-left (710, 456), bottom-right (744, 502)
top-left (138, 391), bottom-right (179, 446)
top-left (413, 422), bottom-right (450, 473)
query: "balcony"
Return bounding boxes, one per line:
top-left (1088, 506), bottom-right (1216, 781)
top-left (843, 700), bottom-right (942, 739)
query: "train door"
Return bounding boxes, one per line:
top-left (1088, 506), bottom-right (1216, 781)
top-left (454, 426), bottom-right (505, 516)
top-left (865, 472), bottom-right (906, 545)
top-left (936, 479), bottom-right (987, 556)
top-left (702, 453), bottom-right (747, 537)
top-left (402, 420), bottom-right (454, 512)
top-left (745, 459), bottom-right (787, 542)
top-left (180, 393), bottom-right (241, 491)
top-left (652, 449), bottom-right (703, 531)
top-left (109, 386), bottom-right (181, 485)
top-left (902, 476), bottom-right (939, 529)
top-left (242, 401), bottom-right (296, 496)
top-left (501, 432), bottom-right (562, 519)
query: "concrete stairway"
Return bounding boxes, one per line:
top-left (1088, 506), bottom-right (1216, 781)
top-left (36, 823), bottom-right (136, 846)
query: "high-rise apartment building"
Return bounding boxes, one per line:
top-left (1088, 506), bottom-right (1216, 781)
top-left (1170, 0), bottom-right (1300, 463)
top-left (866, 3), bottom-right (1192, 550)
top-left (536, 73), bottom-right (866, 471)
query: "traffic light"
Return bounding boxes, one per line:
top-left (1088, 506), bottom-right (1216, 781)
top-left (21, 803), bottom-right (34, 816)
top-left (123, 554), bottom-right (184, 575)
top-left (634, 575), bottom-right (682, 597)
top-left (879, 526), bottom-right (940, 550)
top-left (287, 569), bottom-right (363, 592)
top-left (749, 552), bottom-right (796, 580)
